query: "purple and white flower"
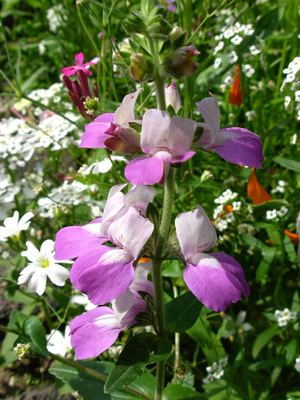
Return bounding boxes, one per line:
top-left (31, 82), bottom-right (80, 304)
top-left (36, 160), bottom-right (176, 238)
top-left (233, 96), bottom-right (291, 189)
top-left (79, 90), bottom-right (141, 154)
top-left (195, 93), bottom-right (264, 168)
top-left (125, 109), bottom-right (196, 185)
top-left (175, 205), bottom-right (250, 311)
top-left (70, 260), bottom-right (154, 359)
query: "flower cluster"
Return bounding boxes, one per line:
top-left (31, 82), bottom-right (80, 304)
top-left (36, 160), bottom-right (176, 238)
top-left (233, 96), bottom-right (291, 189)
top-left (203, 357), bottom-right (228, 384)
top-left (274, 309), bottom-right (298, 327)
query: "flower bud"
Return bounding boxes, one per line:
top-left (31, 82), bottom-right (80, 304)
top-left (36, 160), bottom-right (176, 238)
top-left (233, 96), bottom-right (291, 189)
top-left (129, 53), bottom-right (149, 81)
top-left (84, 97), bottom-right (99, 112)
top-left (169, 26), bottom-right (187, 44)
top-left (163, 45), bottom-right (200, 78)
top-left (165, 82), bottom-right (182, 112)
top-left (13, 343), bottom-right (33, 360)
top-left (119, 38), bottom-right (134, 54)
top-left (51, 205), bottom-right (63, 220)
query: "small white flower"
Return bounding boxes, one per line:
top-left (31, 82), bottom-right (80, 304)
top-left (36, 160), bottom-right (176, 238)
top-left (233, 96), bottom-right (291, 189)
top-left (285, 73), bottom-right (296, 83)
top-left (206, 362), bottom-right (218, 373)
top-left (245, 110), bottom-right (257, 121)
top-left (242, 64), bottom-right (255, 78)
top-left (0, 211), bottom-right (34, 241)
top-left (266, 209), bottom-right (277, 220)
top-left (224, 75), bottom-right (234, 86)
top-left (231, 35), bottom-right (243, 45)
top-left (277, 206), bottom-right (288, 217)
top-left (220, 83), bottom-right (227, 92)
top-left (213, 41), bottom-right (224, 55)
top-left (46, 326), bottom-right (72, 356)
top-left (227, 50), bottom-right (238, 64)
top-left (295, 91), bottom-right (300, 102)
top-left (203, 373), bottom-right (214, 384)
top-left (295, 358), bottom-right (300, 372)
top-left (214, 58), bottom-right (222, 69)
top-left (284, 96), bottom-right (292, 110)
top-left (18, 240), bottom-right (72, 295)
top-left (71, 293), bottom-right (98, 311)
top-left (83, 156), bottom-right (127, 174)
top-left (249, 45), bottom-right (261, 56)
top-left (225, 212), bottom-right (235, 223)
top-left (215, 219), bottom-right (228, 231)
top-left (232, 201), bottom-right (242, 211)
top-left (291, 133), bottom-right (297, 144)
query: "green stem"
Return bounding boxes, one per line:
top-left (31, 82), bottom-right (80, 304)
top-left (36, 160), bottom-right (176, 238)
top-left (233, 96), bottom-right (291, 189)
top-left (154, 79), bottom-right (166, 111)
top-left (155, 360), bottom-right (165, 400)
top-left (0, 325), bottom-right (19, 335)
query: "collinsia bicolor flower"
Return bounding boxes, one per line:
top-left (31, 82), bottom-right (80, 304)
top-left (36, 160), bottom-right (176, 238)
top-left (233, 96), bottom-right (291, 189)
top-left (69, 260), bottom-right (154, 359)
top-left (54, 184), bottom-right (155, 305)
top-left (195, 93), bottom-right (264, 168)
top-left (79, 90), bottom-right (141, 154)
top-left (61, 52), bottom-right (97, 76)
top-left (125, 109), bottom-right (196, 185)
top-left (54, 183), bottom-right (155, 261)
top-left (175, 205), bottom-right (250, 311)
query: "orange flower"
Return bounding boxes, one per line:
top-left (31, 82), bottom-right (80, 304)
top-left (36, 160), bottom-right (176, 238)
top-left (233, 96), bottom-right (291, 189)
top-left (247, 168), bottom-right (272, 205)
top-left (284, 230), bottom-right (299, 244)
top-left (247, 168), bottom-right (299, 243)
top-left (229, 65), bottom-right (246, 106)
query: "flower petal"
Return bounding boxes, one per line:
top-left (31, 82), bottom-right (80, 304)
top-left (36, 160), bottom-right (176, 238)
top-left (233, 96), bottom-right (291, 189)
top-left (184, 253), bottom-right (249, 311)
top-left (140, 109), bottom-right (171, 154)
top-left (47, 264), bottom-right (70, 286)
top-left (114, 89), bottom-right (141, 126)
top-left (17, 264), bottom-right (37, 285)
top-left (70, 307), bottom-right (122, 359)
top-left (124, 185), bottom-right (156, 215)
top-left (166, 116), bottom-right (196, 154)
top-left (175, 205), bottom-right (217, 259)
top-left (28, 269), bottom-right (47, 296)
top-left (77, 249), bottom-right (135, 305)
top-left (75, 52), bottom-right (84, 65)
top-left (61, 66), bottom-right (78, 76)
top-left (21, 241), bottom-right (40, 263)
top-left (213, 127), bottom-right (264, 168)
top-left (79, 114), bottom-right (115, 148)
top-left (125, 157), bottom-right (164, 185)
top-left (196, 94), bottom-right (220, 136)
top-left (108, 207), bottom-right (154, 259)
top-left (54, 220), bottom-right (106, 260)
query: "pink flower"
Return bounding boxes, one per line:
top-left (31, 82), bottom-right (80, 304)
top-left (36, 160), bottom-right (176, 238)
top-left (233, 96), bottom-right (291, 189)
top-left (61, 52), bottom-right (98, 76)
top-left (175, 205), bottom-right (250, 312)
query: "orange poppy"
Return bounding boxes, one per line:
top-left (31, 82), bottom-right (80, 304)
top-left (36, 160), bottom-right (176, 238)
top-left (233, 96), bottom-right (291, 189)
top-left (229, 65), bottom-right (245, 106)
top-left (247, 168), bottom-right (272, 205)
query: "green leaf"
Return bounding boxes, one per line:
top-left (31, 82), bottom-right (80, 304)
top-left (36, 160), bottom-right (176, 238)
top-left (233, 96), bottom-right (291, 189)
top-left (162, 260), bottom-right (182, 278)
top-left (248, 359), bottom-right (286, 371)
top-left (273, 157), bottom-right (300, 172)
top-left (8, 309), bottom-right (29, 333)
top-left (241, 234), bottom-right (270, 253)
top-left (165, 292), bottom-right (202, 333)
top-left (187, 316), bottom-right (226, 364)
top-left (252, 324), bottom-right (281, 359)
top-left (284, 234), bottom-right (297, 263)
top-left (50, 361), bottom-right (112, 400)
top-left (163, 384), bottom-right (206, 399)
top-left (255, 247), bottom-right (277, 283)
top-left (21, 65), bottom-right (48, 92)
top-left (105, 333), bottom-right (172, 393)
top-left (17, 316), bottom-right (49, 358)
top-left (286, 339), bottom-right (298, 365)
top-left (291, 291), bottom-right (300, 312)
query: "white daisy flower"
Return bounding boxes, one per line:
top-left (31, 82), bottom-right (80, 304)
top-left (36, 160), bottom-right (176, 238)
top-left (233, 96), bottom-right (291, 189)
top-left (18, 240), bottom-right (72, 296)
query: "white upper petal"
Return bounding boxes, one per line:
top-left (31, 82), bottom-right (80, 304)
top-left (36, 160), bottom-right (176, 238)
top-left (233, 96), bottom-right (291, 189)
top-left (114, 89), bottom-right (141, 125)
top-left (175, 205), bottom-right (217, 259)
top-left (195, 93), bottom-right (220, 138)
top-left (141, 109), bottom-right (171, 154)
top-left (108, 208), bottom-right (154, 259)
top-left (18, 212), bottom-right (34, 230)
top-left (21, 241), bottom-right (40, 263)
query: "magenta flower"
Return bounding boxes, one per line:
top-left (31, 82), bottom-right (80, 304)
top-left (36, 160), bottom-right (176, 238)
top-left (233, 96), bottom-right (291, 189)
top-left (175, 205), bottom-right (250, 312)
top-left (69, 208), bottom-right (153, 305)
top-left (70, 260), bottom-right (154, 359)
top-left (61, 52), bottom-right (97, 76)
top-left (195, 93), bottom-right (264, 168)
top-left (124, 109), bottom-right (196, 185)
top-left (79, 89), bottom-right (141, 154)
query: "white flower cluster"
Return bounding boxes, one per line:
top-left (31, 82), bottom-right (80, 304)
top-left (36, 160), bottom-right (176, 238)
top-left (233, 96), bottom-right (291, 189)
top-left (282, 56), bottom-right (300, 84)
top-left (274, 309), bottom-right (297, 327)
top-left (245, 110), bottom-right (257, 121)
top-left (271, 180), bottom-right (288, 194)
top-left (0, 112), bottom-right (80, 169)
top-left (215, 21), bottom-right (254, 42)
top-left (214, 189), bottom-right (238, 205)
top-left (28, 82), bottom-right (65, 107)
top-left (203, 357), bottom-right (228, 384)
top-left (266, 206), bottom-right (288, 220)
top-left (46, 4), bottom-right (68, 33)
top-left (37, 180), bottom-right (105, 218)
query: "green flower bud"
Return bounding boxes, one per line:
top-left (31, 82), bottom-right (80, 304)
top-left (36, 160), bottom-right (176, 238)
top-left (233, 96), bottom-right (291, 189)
top-left (13, 343), bottom-right (33, 360)
top-left (129, 53), bottom-right (149, 81)
top-left (84, 97), bottom-right (99, 112)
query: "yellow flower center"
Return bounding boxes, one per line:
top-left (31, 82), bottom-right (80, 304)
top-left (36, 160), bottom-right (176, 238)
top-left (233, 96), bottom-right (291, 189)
top-left (41, 260), bottom-right (49, 268)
